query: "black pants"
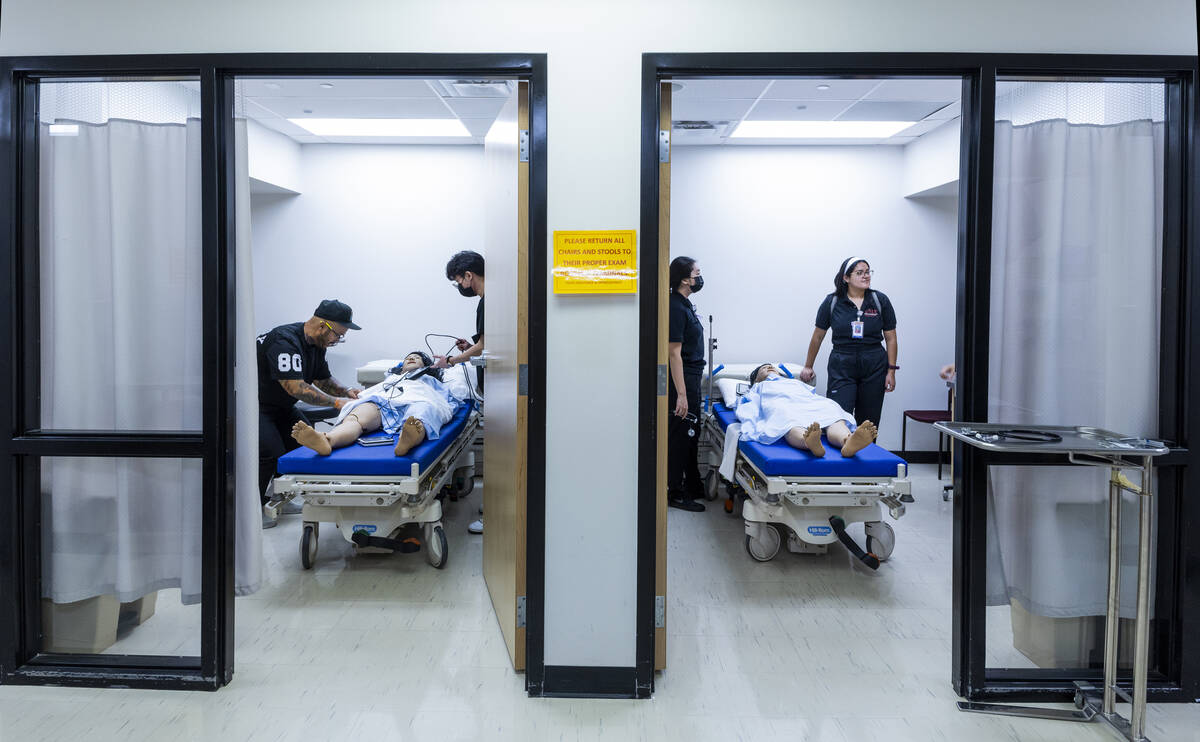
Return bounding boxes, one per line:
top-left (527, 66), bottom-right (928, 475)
top-left (259, 405), bottom-right (310, 505)
top-left (667, 370), bottom-right (703, 501)
top-left (826, 346), bottom-right (888, 427)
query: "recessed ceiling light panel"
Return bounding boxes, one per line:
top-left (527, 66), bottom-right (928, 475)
top-left (731, 120), bottom-right (913, 138)
top-left (288, 118), bottom-right (472, 137)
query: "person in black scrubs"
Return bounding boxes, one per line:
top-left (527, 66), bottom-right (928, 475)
top-left (257, 299), bottom-right (362, 526)
top-left (668, 256), bottom-right (706, 512)
top-left (436, 250), bottom-right (486, 387)
top-left (799, 257), bottom-right (898, 428)
top-left (437, 250), bottom-right (486, 533)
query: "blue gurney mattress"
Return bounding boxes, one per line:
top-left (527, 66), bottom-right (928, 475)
top-left (277, 403), bottom-right (475, 476)
top-left (712, 402), bottom-right (904, 477)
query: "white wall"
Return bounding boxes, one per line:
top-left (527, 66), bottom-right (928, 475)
top-left (246, 119), bottom-right (302, 194)
top-left (4, 0), bottom-right (1194, 671)
top-left (672, 145), bottom-right (958, 451)
top-left (903, 118), bottom-right (962, 197)
top-left (250, 144), bottom-right (483, 386)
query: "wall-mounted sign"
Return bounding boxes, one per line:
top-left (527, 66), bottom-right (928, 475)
top-left (552, 230), bottom-right (637, 294)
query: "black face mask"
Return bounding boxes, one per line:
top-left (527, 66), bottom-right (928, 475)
top-left (690, 275), bottom-right (704, 293)
top-left (456, 283), bottom-right (477, 298)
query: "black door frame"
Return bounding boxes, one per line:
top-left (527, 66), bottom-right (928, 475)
top-left (637, 52), bottom-right (1200, 702)
top-left (0, 52), bottom-right (549, 693)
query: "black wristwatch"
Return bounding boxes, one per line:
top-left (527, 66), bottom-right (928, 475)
top-left (888, 364), bottom-right (900, 370)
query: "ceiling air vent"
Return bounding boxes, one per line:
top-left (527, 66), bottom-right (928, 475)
top-left (672, 120), bottom-right (729, 130)
top-left (439, 80), bottom-right (513, 98)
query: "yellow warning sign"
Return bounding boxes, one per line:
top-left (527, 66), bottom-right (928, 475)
top-left (552, 230), bottom-right (637, 294)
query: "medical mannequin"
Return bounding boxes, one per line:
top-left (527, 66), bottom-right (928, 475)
top-left (743, 364), bottom-right (877, 457)
top-left (291, 352), bottom-right (465, 457)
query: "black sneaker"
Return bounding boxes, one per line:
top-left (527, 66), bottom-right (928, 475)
top-left (668, 497), bottom-right (705, 512)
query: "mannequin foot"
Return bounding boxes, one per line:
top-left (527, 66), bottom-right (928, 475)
top-left (292, 421), bottom-right (331, 455)
top-left (394, 417), bottom-right (426, 456)
top-left (803, 422), bottom-right (825, 457)
top-left (841, 421), bottom-right (877, 458)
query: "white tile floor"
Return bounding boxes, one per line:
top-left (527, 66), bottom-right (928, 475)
top-left (2, 465), bottom-right (1197, 741)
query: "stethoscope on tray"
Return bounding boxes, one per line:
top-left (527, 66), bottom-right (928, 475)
top-left (965, 428), bottom-right (1063, 444)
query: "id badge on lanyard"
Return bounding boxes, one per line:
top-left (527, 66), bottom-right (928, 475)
top-left (851, 309), bottom-right (864, 339)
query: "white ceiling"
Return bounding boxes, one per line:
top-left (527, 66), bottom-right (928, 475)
top-left (670, 77), bottom-right (963, 146)
top-left (238, 77), bottom-right (515, 145)
top-left (236, 76), bottom-right (966, 148)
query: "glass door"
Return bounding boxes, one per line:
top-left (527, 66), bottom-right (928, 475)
top-left (1, 70), bottom-right (235, 689)
top-left (957, 70), bottom-right (1190, 701)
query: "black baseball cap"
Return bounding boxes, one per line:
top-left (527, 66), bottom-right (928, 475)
top-left (314, 299), bottom-right (361, 330)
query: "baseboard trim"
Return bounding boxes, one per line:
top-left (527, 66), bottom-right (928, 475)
top-left (899, 450), bottom-right (947, 465)
top-left (539, 665), bottom-right (640, 698)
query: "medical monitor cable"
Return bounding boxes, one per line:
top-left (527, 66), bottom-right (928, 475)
top-left (424, 332), bottom-right (482, 405)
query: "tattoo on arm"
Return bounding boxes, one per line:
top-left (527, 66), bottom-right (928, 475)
top-left (314, 378), bottom-right (349, 397)
top-left (280, 379), bottom-right (338, 407)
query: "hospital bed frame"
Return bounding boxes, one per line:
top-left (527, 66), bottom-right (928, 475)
top-left (700, 371), bottom-right (910, 568)
top-left (271, 409), bottom-right (481, 570)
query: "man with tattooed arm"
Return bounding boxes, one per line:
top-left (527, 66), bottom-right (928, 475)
top-left (256, 299), bottom-right (363, 527)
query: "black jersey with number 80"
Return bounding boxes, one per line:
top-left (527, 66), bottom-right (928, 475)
top-left (255, 321), bottom-right (331, 412)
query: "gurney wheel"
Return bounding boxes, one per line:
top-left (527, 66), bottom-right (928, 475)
top-left (703, 470), bottom-right (720, 501)
top-left (300, 523), bottom-right (318, 570)
top-left (425, 523), bottom-right (448, 569)
top-left (865, 521), bottom-right (895, 562)
top-left (745, 524), bottom-right (782, 562)
top-left (452, 474), bottom-right (475, 498)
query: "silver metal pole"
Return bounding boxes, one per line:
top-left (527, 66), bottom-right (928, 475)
top-left (1130, 456), bottom-right (1154, 739)
top-left (705, 315), bottom-right (714, 413)
top-left (1103, 466), bottom-right (1121, 716)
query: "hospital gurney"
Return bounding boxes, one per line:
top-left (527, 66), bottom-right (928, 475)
top-left (702, 365), bottom-right (909, 568)
top-left (271, 403), bottom-right (480, 570)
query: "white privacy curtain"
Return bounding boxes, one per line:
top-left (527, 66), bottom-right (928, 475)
top-left (39, 117), bottom-right (261, 604)
top-left (233, 118), bottom-right (263, 598)
top-left (986, 117), bottom-right (1164, 618)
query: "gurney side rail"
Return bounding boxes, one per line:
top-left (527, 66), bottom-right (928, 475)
top-left (736, 456), bottom-right (912, 498)
top-left (734, 459), bottom-right (908, 520)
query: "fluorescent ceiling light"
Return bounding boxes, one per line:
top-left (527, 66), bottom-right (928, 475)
top-left (731, 120), bottom-right (913, 139)
top-left (288, 118), bottom-right (471, 137)
top-left (48, 124), bottom-right (80, 136)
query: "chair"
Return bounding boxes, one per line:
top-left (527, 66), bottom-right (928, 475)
top-left (295, 401), bottom-right (340, 425)
top-left (901, 385), bottom-right (953, 479)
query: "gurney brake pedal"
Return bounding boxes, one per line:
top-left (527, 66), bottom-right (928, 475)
top-left (351, 530), bottom-right (421, 553)
top-left (829, 515), bottom-right (880, 570)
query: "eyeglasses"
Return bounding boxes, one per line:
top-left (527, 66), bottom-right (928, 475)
top-left (322, 321), bottom-right (347, 343)
top-left (850, 269), bottom-right (874, 277)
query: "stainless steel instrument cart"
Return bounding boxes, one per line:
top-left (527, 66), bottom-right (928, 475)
top-left (934, 422), bottom-right (1171, 742)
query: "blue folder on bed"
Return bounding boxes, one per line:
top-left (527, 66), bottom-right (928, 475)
top-left (277, 403), bottom-right (475, 476)
top-left (712, 402), bottom-right (904, 477)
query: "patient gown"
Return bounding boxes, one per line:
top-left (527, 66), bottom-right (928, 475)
top-left (735, 375), bottom-right (854, 445)
top-left (335, 373), bottom-right (469, 440)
